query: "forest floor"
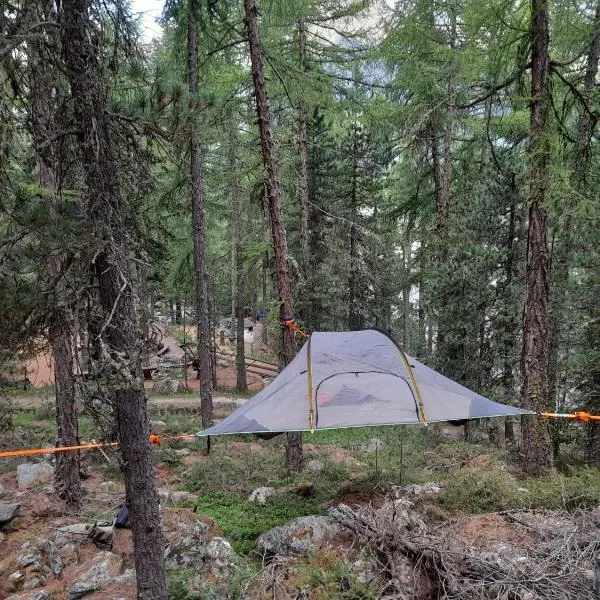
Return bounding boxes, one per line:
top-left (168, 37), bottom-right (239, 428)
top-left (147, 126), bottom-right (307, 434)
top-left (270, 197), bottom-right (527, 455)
top-left (1, 390), bottom-right (600, 599)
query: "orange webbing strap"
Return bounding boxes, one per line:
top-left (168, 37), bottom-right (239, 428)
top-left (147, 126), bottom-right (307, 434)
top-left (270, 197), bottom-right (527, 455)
top-left (540, 411), bottom-right (600, 422)
top-left (0, 441), bottom-right (118, 459)
top-left (0, 433), bottom-right (198, 459)
top-left (283, 319), bottom-right (309, 339)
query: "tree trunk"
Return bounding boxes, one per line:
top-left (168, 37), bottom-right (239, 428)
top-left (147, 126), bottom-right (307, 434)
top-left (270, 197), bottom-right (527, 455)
top-left (548, 3), bottom-right (600, 392)
top-left (29, 0), bottom-right (81, 506)
top-left (60, 2), bottom-right (168, 597)
top-left (230, 131), bottom-right (247, 392)
top-left (588, 423), bottom-right (600, 467)
top-left (505, 418), bottom-right (516, 443)
top-left (548, 4), bottom-right (600, 458)
top-left (520, 0), bottom-right (553, 475)
top-left (188, 0), bottom-right (213, 428)
top-left (245, 0), bottom-right (302, 471)
top-left (297, 19), bottom-right (310, 291)
top-left (348, 127), bottom-right (360, 330)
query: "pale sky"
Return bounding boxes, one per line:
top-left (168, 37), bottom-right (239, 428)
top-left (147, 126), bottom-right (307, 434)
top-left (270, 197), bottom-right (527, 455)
top-left (130, 0), bottom-right (165, 41)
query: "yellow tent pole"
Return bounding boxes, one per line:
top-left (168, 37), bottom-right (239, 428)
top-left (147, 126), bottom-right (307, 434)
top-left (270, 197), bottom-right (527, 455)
top-left (396, 345), bottom-right (428, 425)
top-left (306, 334), bottom-right (315, 432)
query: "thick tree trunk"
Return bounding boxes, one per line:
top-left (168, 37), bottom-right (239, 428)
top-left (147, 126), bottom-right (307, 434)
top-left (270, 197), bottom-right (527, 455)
top-left (229, 131), bottom-right (247, 392)
top-left (520, 0), bottom-right (553, 475)
top-left (245, 0), bottom-right (302, 471)
top-left (60, 2), bottom-right (168, 597)
top-left (188, 0), bottom-right (213, 428)
top-left (29, 0), bottom-right (81, 506)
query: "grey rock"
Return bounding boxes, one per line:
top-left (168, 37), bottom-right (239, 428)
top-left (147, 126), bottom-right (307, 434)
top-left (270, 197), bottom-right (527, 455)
top-left (7, 593), bottom-right (51, 600)
top-left (22, 577), bottom-right (42, 590)
top-left (8, 570), bottom-right (23, 582)
top-left (149, 420), bottom-right (167, 434)
top-left (307, 460), bottom-right (325, 474)
top-left (0, 481), bottom-right (6, 497)
top-left (248, 486), bottom-right (275, 504)
top-left (57, 523), bottom-right (90, 535)
top-left (17, 539), bottom-right (62, 576)
top-left (68, 580), bottom-right (100, 600)
top-left (398, 482), bottom-right (442, 496)
top-left (98, 481), bottom-right (121, 493)
top-left (359, 438), bottom-right (385, 454)
top-left (112, 568), bottom-right (136, 586)
top-left (17, 463), bottom-right (53, 489)
top-left (175, 448), bottom-right (190, 457)
top-left (257, 515), bottom-right (343, 558)
top-left (164, 520), bottom-right (210, 569)
top-left (206, 537), bottom-right (233, 567)
top-left (67, 552), bottom-right (114, 600)
top-left (0, 503), bottom-right (20, 526)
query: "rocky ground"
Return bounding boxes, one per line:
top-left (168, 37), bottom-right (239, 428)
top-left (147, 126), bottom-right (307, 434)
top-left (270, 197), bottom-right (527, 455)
top-left (1, 399), bottom-right (600, 599)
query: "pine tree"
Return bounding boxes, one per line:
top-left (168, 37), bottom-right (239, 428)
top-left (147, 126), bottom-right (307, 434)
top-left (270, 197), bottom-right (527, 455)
top-left (60, 0), bottom-right (168, 595)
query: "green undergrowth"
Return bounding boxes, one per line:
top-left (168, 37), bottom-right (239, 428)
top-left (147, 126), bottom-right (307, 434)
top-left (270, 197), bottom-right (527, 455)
top-left (194, 490), bottom-right (325, 555)
top-left (167, 560), bottom-right (259, 599)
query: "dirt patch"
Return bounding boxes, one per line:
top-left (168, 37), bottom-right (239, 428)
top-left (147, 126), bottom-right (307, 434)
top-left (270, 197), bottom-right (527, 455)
top-left (229, 441), bottom-right (265, 455)
top-left (460, 453), bottom-right (493, 470)
top-left (447, 514), bottom-right (535, 550)
top-left (304, 444), bottom-right (364, 469)
top-left (332, 482), bottom-right (389, 509)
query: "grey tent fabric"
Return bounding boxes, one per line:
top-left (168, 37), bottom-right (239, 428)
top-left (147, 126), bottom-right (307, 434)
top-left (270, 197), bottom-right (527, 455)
top-left (197, 329), bottom-right (533, 436)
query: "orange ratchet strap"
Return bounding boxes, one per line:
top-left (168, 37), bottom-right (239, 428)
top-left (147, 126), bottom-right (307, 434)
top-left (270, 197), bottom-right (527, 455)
top-left (283, 318), bottom-right (309, 338)
top-left (0, 433), bottom-right (197, 459)
top-left (540, 411), bottom-right (600, 422)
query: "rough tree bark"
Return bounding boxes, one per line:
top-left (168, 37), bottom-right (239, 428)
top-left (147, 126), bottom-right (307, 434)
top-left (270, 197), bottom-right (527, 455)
top-left (520, 0), bottom-right (553, 475)
top-left (29, 0), bottom-right (81, 506)
top-left (188, 0), bottom-right (213, 428)
top-left (229, 129), bottom-right (247, 392)
top-left (244, 0), bottom-right (303, 471)
top-left (60, 1), bottom-right (168, 596)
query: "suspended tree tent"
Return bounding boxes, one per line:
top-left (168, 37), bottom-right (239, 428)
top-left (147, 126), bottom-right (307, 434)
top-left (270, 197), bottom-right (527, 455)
top-left (196, 330), bottom-right (532, 436)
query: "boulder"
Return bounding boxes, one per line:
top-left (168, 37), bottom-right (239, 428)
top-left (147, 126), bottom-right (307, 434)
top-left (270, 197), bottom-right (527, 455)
top-left (0, 480), bottom-right (6, 497)
top-left (67, 552), bottom-right (120, 600)
top-left (248, 486), bottom-right (275, 504)
top-left (359, 438), bottom-right (385, 454)
top-left (17, 463), bottom-right (53, 489)
top-left (307, 460), bottom-right (325, 474)
top-left (164, 520), bottom-right (209, 569)
top-left (175, 448), bottom-right (190, 457)
top-left (0, 503), bottom-right (20, 526)
top-left (204, 537), bottom-right (234, 577)
top-left (17, 538), bottom-right (63, 578)
top-left (257, 515), bottom-right (343, 558)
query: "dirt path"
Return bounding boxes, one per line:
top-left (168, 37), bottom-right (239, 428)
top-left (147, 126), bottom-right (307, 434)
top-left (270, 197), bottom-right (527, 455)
top-left (9, 394), bottom-right (245, 411)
